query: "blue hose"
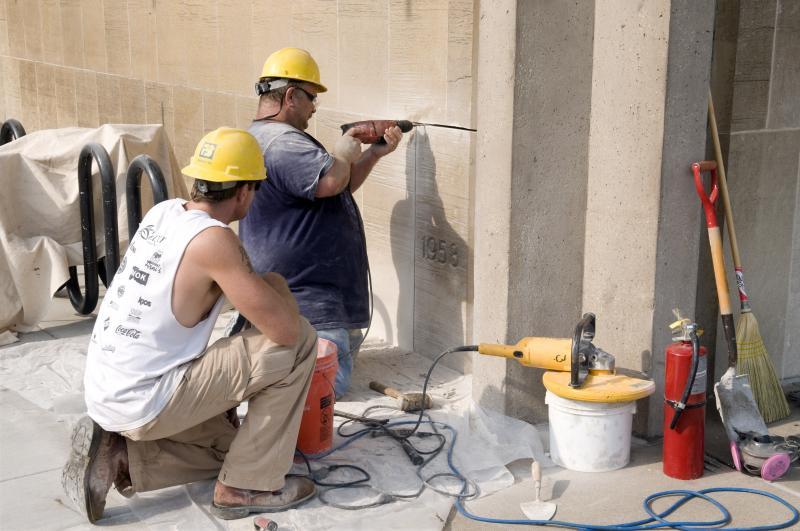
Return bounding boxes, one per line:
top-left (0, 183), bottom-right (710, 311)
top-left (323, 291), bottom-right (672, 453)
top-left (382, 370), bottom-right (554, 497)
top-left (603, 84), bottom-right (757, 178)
top-left (455, 485), bottom-right (799, 530)
top-left (320, 418), bottom-right (799, 530)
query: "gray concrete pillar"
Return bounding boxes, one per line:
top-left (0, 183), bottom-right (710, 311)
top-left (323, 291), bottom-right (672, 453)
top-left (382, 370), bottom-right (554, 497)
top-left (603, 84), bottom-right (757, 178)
top-left (472, 0), bottom-right (594, 422)
top-left (473, 0), bottom-right (716, 436)
top-left (472, 0), bottom-right (518, 414)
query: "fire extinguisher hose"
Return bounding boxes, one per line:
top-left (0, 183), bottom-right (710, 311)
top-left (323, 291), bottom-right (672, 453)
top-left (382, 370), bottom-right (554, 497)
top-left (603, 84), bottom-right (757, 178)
top-left (668, 331), bottom-right (701, 430)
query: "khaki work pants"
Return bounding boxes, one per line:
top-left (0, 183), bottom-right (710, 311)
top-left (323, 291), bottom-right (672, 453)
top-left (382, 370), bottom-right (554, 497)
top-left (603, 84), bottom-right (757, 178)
top-left (121, 318), bottom-right (317, 493)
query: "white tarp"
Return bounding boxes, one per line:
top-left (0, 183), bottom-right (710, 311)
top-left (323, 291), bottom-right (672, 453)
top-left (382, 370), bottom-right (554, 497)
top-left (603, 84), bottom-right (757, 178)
top-left (0, 124), bottom-right (188, 332)
top-left (0, 328), bottom-right (550, 531)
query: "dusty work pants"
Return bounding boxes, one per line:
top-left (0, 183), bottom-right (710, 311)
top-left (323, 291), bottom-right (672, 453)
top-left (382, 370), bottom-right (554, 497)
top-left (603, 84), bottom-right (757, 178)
top-left (120, 318), bottom-right (317, 493)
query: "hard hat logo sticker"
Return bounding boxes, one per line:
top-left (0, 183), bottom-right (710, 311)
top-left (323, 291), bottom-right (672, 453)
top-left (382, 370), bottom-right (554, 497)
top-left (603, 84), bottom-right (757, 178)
top-left (199, 142), bottom-right (217, 160)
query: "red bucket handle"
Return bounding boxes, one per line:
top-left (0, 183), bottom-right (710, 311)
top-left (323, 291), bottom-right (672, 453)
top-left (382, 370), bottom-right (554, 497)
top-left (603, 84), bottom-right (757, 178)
top-left (691, 161), bottom-right (719, 228)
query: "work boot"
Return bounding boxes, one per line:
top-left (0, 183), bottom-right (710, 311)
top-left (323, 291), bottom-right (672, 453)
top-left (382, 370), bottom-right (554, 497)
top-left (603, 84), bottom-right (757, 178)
top-left (61, 416), bottom-right (128, 522)
top-left (211, 477), bottom-right (316, 520)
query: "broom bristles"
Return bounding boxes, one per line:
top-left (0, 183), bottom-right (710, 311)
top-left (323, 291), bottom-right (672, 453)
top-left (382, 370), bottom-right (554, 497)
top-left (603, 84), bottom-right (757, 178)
top-left (736, 311), bottom-right (791, 423)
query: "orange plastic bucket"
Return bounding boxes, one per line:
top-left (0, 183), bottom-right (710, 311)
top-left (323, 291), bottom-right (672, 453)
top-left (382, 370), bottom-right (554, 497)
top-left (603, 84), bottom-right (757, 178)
top-left (296, 337), bottom-right (338, 456)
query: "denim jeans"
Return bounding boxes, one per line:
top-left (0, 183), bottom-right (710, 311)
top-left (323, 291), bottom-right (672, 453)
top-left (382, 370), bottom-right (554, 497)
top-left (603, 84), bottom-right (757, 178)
top-left (315, 328), bottom-right (363, 399)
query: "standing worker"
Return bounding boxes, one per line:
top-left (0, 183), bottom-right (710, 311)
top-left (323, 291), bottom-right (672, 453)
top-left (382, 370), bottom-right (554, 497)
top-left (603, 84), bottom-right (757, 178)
top-left (62, 128), bottom-right (318, 522)
top-left (239, 47), bottom-right (404, 398)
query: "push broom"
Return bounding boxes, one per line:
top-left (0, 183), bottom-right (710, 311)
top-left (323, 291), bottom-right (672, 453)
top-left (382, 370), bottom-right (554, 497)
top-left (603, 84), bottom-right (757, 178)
top-left (707, 92), bottom-right (790, 423)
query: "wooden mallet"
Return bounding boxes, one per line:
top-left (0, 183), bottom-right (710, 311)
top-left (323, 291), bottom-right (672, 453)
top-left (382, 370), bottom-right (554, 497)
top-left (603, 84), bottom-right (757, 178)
top-left (369, 381), bottom-right (433, 412)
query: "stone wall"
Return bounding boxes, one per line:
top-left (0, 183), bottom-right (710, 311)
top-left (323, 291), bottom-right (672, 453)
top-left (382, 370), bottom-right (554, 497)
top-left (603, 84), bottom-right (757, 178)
top-left (0, 0), bottom-right (477, 360)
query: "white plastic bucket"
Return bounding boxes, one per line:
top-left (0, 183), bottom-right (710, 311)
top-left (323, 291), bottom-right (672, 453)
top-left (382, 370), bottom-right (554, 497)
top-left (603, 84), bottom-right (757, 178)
top-left (545, 390), bottom-right (636, 472)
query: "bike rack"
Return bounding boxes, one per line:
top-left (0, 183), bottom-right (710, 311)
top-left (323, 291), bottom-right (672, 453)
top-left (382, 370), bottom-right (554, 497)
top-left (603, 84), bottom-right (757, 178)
top-left (65, 148), bottom-right (169, 314)
top-left (126, 154), bottom-right (169, 241)
top-left (65, 143), bottom-right (117, 315)
top-left (1, 119), bottom-right (26, 145)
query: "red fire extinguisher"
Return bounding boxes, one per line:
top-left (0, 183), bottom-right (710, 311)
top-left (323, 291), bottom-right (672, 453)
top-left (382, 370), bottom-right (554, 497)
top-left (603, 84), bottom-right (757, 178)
top-left (663, 311), bottom-right (707, 479)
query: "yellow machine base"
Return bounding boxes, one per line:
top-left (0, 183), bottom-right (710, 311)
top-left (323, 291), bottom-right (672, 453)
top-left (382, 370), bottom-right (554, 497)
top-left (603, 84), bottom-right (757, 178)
top-left (543, 371), bottom-right (655, 403)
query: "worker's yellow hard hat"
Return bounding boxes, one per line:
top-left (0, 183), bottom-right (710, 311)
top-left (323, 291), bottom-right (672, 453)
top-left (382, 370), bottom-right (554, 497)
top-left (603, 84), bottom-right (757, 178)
top-left (257, 47), bottom-right (327, 93)
top-left (182, 127), bottom-right (266, 184)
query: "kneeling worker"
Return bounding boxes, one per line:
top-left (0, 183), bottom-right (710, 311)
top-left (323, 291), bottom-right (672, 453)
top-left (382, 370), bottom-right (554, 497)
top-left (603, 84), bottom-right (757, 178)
top-left (62, 128), bottom-right (318, 522)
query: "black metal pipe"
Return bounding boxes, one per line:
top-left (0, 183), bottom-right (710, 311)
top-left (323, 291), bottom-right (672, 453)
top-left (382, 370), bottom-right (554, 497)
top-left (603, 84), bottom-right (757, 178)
top-left (100, 147), bottom-right (120, 285)
top-left (66, 143), bottom-right (116, 314)
top-left (125, 154), bottom-right (168, 241)
top-left (1, 119), bottom-right (26, 145)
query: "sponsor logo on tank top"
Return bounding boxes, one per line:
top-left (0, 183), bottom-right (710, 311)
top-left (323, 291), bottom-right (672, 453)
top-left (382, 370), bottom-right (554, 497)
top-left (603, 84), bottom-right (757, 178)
top-left (114, 325), bottom-right (141, 339)
top-left (130, 266), bottom-right (150, 286)
top-left (117, 285), bottom-right (125, 298)
top-left (108, 299), bottom-right (119, 310)
top-left (144, 250), bottom-right (163, 273)
top-left (129, 243), bottom-right (137, 254)
top-left (101, 344), bottom-right (115, 353)
top-left (117, 256), bottom-right (127, 276)
top-left (127, 308), bottom-right (142, 323)
top-left (137, 225), bottom-right (167, 245)
top-left (103, 317), bottom-right (110, 330)
top-left (137, 297), bottom-right (151, 307)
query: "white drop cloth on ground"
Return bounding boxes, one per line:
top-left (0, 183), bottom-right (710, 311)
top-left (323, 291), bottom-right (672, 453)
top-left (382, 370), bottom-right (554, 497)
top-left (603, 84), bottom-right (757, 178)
top-left (0, 327), bottom-right (549, 530)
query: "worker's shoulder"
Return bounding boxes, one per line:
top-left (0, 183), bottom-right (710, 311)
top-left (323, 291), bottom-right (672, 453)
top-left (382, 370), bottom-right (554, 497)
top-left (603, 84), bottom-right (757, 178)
top-left (251, 121), bottom-right (322, 149)
top-left (187, 225), bottom-right (239, 260)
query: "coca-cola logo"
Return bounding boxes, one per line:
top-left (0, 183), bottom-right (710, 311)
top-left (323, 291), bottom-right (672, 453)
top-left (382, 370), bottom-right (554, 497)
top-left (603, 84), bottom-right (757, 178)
top-left (114, 325), bottom-right (141, 339)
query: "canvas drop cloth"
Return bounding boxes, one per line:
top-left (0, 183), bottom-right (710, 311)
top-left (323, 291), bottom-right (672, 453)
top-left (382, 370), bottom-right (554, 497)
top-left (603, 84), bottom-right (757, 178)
top-left (0, 124), bottom-right (188, 332)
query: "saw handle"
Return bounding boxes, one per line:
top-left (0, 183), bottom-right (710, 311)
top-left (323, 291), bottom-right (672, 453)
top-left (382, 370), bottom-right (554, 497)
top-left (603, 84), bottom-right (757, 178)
top-left (570, 313), bottom-right (595, 388)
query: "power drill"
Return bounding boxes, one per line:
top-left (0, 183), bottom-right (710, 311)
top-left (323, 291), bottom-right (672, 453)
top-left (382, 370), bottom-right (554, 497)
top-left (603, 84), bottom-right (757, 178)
top-left (340, 120), bottom-right (414, 144)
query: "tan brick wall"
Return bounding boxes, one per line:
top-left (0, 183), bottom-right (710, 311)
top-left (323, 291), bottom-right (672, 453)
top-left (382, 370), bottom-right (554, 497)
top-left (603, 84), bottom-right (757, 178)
top-left (0, 0), bottom-right (476, 356)
top-left (1, 0), bottom-right (474, 162)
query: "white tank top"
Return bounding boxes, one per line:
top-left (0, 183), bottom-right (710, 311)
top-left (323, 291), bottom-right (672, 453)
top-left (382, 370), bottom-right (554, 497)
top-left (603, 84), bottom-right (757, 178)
top-left (84, 199), bottom-right (228, 432)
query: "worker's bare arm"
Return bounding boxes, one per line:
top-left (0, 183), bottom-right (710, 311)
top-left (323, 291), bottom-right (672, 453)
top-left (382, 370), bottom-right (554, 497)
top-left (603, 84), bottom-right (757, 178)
top-left (315, 129), bottom-right (362, 198)
top-left (349, 126), bottom-right (402, 193)
top-left (315, 126), bottom-right (402, 197)
top-left (192, 227), bottom-right (300, 345)
top-left (262, 272), bottom-right (299, 316)
top-left (315, 157), bottom-right (352, 197)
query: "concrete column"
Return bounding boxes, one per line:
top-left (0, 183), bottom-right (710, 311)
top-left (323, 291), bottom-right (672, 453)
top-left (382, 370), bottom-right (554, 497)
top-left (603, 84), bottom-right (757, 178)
top-left (582, 0), bottom-right (671, 380)
top-left (649, 0), bottom-right (716, 435)
top-left (471, 0), bottom-right (518, 413)
top-left (472, 0), bottom-right (595, 421)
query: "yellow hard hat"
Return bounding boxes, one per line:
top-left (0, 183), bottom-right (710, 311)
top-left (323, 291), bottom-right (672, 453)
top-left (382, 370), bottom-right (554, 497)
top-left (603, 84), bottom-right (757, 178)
top-left (257, 47), bottom-right (327, 93)
top-left (182, 127), bottom-right (266, 184)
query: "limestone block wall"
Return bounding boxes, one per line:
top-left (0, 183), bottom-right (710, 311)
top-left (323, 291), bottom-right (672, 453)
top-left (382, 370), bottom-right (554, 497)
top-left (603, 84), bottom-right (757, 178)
top-left (0, 0), bottom-right (477, 359)
top-left (710, 0), bottom-right (800, 383)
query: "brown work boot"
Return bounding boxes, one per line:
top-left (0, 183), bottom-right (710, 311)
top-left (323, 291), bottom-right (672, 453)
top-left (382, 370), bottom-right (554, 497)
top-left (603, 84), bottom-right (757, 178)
top-left (61, 416), bottom-right (128, 522)
top-left (211, 477), bottom-right (316, 520)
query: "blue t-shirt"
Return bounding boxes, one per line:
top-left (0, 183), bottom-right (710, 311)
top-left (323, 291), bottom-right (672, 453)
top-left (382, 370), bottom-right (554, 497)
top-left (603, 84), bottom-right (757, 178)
top-left (240, 120), bottom-right (369, 330)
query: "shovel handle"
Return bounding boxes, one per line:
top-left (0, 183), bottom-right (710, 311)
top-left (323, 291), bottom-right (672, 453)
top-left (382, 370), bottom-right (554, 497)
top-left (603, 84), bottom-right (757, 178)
top-left (693, 161), bottom-right (738, 365)
top-left (692, 162), bottom-right (720, 228)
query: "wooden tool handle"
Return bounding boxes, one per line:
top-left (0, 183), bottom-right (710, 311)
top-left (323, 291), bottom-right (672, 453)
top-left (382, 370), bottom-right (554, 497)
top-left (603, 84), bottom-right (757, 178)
top-left (709, 91), bottom-right (751, 309)
top-left (369, 381), bottom-right (403, 399)
top-left (708, 91), bottom-right (742, 269)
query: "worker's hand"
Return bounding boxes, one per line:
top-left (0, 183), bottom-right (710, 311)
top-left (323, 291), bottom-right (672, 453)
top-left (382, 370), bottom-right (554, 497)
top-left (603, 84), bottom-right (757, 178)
top-left (370, 125), bottom-right (403, 157)
top-left (334, 129), bottom-right (363, 164)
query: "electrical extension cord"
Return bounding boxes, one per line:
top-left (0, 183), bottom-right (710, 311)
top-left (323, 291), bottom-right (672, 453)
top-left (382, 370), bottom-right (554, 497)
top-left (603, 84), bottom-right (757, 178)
top-left (299, 344), bottom-right (800, 530)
